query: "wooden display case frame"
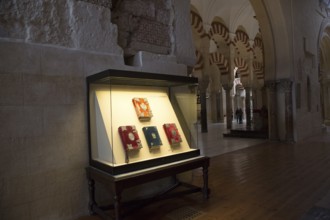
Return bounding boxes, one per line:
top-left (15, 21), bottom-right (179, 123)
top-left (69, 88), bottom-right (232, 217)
top-left (86, 69), bottom-right (210, 219)
top-left (86, 156), bottom-right (210, 220)
top-left (87, 69), bottom-right (201, 175)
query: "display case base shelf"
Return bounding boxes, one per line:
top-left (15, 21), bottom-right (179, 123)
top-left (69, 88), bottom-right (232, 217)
top-left (86, 156), bottom-right (210, 220)
top-left (91, 149), bottom-right (201, 175)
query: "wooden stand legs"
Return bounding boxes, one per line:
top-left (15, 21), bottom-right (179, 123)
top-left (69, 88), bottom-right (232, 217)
top-left (202, 164), bottom-right (209, 199)
top-left (88, 178), bottom-right (96, 215)
top-left (86, 156), bottom-right (210, 220)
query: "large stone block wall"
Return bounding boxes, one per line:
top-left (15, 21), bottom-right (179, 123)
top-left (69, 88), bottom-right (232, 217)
top-left (0, 0), bottom-right (195, 69)
top-left (112, 0), bottom-right (173, 56)
top-left (0, 0), bottom-right (122, 54)
top-left (0, 0), bottom-right (195, 219)
top-left (0, 39), bottom-right (191, 219)
top-left (0, 39), bottom-right (128, 220)
top-left (0, 36), bottom-right (193, 220)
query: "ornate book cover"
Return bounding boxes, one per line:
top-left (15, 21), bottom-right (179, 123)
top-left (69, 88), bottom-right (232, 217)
top-left (132, 97), bottom-right (153, 121)
top-left (118, 125), bottom-right (143, 151)
top-left (163, 123), bottom-right (182, 146)
top-left (142, 126), bottom-right (162, 148)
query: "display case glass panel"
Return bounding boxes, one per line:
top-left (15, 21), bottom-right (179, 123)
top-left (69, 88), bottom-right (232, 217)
top-left (87, 69), bottom-right (200, 174)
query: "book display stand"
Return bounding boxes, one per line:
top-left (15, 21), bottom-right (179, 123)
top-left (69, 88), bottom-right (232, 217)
top-left (86, 69), bottom-right (210, 219)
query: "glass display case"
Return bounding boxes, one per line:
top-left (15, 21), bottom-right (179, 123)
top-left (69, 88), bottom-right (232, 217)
top-left (87, 69), bottom-right (201, 175)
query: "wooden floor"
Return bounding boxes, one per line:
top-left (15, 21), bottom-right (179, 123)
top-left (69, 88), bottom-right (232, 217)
top-left (78, 131), bottom-right (330, 220)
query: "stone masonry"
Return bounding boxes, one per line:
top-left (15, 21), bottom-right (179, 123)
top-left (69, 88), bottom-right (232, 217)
top-left (0, 0), bottom-right (194, 219)
top-left (0, 0), bottom-right (122, 54)
top-left (111, 0), bottom-right (172, 56)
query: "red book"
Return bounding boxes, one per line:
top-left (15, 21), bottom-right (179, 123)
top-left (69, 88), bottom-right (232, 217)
top-left (118, 125), bottom-right (143, 151)
top-left (163, 123), bottom-right (182, 146)
top-left (132, 98), bottom-right (153, 121)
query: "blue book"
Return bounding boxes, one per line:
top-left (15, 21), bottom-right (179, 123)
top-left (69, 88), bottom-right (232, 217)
top-left (142, 126), bottom-right (162, 148)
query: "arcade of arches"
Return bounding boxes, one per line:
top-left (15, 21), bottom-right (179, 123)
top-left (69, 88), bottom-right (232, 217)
top-left (1, 0), bottom-right (330, 219)
top-left (190, 0), bottom-right (330, 142)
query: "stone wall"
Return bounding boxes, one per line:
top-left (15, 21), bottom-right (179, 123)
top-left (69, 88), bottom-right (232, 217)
top-left (112, 0), bottom-right (173, 56)
top-left (291, 0), bottom-right (323, 140)
top-left (0, 39), bottom-right (187, 220)
top-left (0, 41), bottom-right (76, 220)
top-left (0, 0), bottom-right (195, 68)
top-left (0, 0), bottom-right (122, 54)
top-left (0, 0), bottom-right (195, 219)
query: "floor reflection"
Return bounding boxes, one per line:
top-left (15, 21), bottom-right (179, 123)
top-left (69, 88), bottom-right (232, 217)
top-left (197, 121), bottom-right (268, 157)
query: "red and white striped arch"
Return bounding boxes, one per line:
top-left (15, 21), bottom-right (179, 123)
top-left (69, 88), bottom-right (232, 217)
top-left (209, 21), bottom-right (231, 45)
top-left (236, 83), bottom-right (245, 91)
top-left (190, 10), bottom-right (209, 38)
top-left (253, 34), bottom-right (264, 62)
top-left (233, 30), bottom-right (253, 56)
top-left (253, 61), bottom-right (264, 79)
top-left (253, 36), bottom-right (263, 50)
top-left (193, 50), bottom-right (204, 71)
top-left (209, 52), bottom-right (229, 75)
top-left (234, 57), bottom-right (249, 78)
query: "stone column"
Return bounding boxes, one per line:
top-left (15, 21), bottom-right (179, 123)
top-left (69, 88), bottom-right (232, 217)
top-left (323, 82), bottom-right (330, 125)
top-left (261, 86), bottom-right (267, 108)
top-left (233, 93), bottom-right (239, 124)
top-left (254, 87), bottom-right (265, 109)
top-left (241, 96), bottom-right (245, 113)
top-left (217, 90), bottom-right (224, 122)
top-left (265, 81), bottom-right (278, 140)
top-left (210, 91), bottom-right (217, 123)
top-left (234, 94), bottom-right (239, 111)
top-left (252, 88), bottom-right (258, 109)
top-left (223, 84), bottom-right (233, 130)
top-left (279, 79), bottom-right (294, 142)
top-left (199, 78), bottom-right (209, 133)
top-left (320, 82), bottom-right (325, 122)
top-left (210, 90), bottom-right (224, 123)
top-left (210, 89), bottom-right (223, 123)
top-left (245, 87), bottom-right (252, 128)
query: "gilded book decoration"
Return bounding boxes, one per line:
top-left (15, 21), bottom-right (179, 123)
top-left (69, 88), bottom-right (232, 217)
top-left (118, 125), bottom-right (143, 151)
top-left (132, 97), bottom-right (153, 121)
top-left (163, 123), bottom-right (182, 146)
top-left (142, 126), bottom-right (162, 148)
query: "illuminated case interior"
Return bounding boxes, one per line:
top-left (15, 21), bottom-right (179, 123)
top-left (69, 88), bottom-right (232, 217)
top-left (87, 69), bottom-right (200, 175)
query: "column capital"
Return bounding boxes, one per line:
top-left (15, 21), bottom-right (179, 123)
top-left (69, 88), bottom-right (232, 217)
top-left (198, 76), bottom-right (210, 91)
top-left (222, 83), bottom-right (233, 91)
top-left (265, 80), bottom-right (277, 92)
top-left (277, 79), bottom-right (293, 93)
top-left (320, 78), bottom-right (330, 85)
